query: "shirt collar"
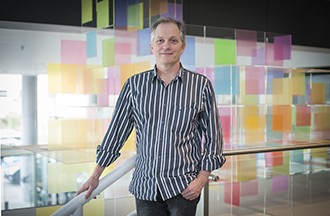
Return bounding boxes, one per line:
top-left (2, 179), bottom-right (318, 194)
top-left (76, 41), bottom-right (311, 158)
top-left (151, 64), bottom-right (184, 83)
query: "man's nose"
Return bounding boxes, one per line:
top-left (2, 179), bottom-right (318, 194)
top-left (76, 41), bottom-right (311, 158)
top-left (162, 40), bottom-right (170, 49)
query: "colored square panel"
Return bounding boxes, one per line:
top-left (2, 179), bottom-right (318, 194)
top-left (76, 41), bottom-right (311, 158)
top-left (214, 67), bottom-right (231, 94)
top-left (181, 36), bottom-right (195, 66)
top-left (120, 61), bottom-right (150, 87)
top-left (86, 31), bottom-right (97, 58)
top-left (241, 95), bottom-right (259, 105)
top-left (97, 79), bottom-right (109, 106)
top-left (265, 151), bottom-right (283, 167)
top-left (61, 119), bottom-right (78, 145)
top-left (314, 107), bottom-right (330, 131)
top-left (236, 29), bottom-right (257, 56)
top-left (195, 37), bottom-right (215, 67)
top-left (266, 111), bottom-right (283, 140)
top-left (75, 119), bottom-right (91, 145)
top-left (251, 47), bottom-right (265, 66)
top-left (175, 4), bottom-right (183, 21)
top-left (81, 0), bottom-right (93, 24)
top-left (245, 66), bottom-right (265, 95)
top-left (272, 151), bottom-right (290, 175)
top-left (91, 67), bottom-right (105, 94)
top-left (196, 67), bottom-right (214, 84)
top-left (127, 2), bottom-right (143, 30)
top-left (215, 39), bottom-right (236, 65)
top-left (232, 66), bottom-right (240, 95)
top-left (97, 0), bottom-right (109, 28)
top-left (242, 106), bottom-right (266, 143)
top-left (243, 106), bottom-right (260, 130)
top-left (214, 66), bottom-right (240, 95)
top-left (102, 38), bottom-right (115, 67)
top-left (61, 64), bottom-right (77, 94)
top-left (291, 149), bottom-right (304, 164)
top-left (224, 182), bottom-right (240, 206)
top-left (159, 3), bottom-right (183, 21)
top-left (266, 43), bottom-right (283, 67)
top-left (61, 40), bottom-right (86, 64)
top-left (48, 63), bottom-right (62, 94)
top-left (311, 82), bottom-right (326, 104)
top-left (272, 78), bottom-right (292, 105)
top-left (272, 105), bottom-right (292, 132)
top-left (115, 0), bottom-right (127, 28)
top-left (162, 2), bottom-right (175, 17)
top-left (272, 175), bottom-right (289, 192)
top-left (219, 107), bottom-right (233, 142)
top-left (75, 65), bottom-right (85, 94)
top-left (295, 105), bottom-right (311, 126)
top-left (245, 127), bottom-right (265, 143)
top-left (77, 65), bottom-right (104, 95)
top-left (48, 119), bottom-right (62, 148)
top-left (108, 66), bottom-right (121, 95)
top-left (80, 67), bottom-right (94, 94)
top-left (311, 147), bottom-right (329, 159)
top-left (312, 74), bottom-right (330, 102)
top-left (115, 54), bottom-right (132, 65)
top-left (115, 41), bottom-right (133, 55)
top-left (274, 35), bottom-right (291, 60)
top-left (137, 28), bottom-right (151, 56)
top-left (266, 68), bottom-right (284, 94)
top-left (237, 155), bottom-right (257, 182)
top-left (151, 0), bottom-right (168, 16)
top-left (293, 126), bottom-right (310, 140)
top-left (291, 74), bottom-right (305, 96)
top-left (272, 78), bottom-right (285, 95)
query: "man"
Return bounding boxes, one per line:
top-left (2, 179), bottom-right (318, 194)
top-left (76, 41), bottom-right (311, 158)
top-left (77, 17), bottom-right (226, 216)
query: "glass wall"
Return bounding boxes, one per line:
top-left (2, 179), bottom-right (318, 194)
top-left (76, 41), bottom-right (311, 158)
top-left (209, 148), bottom-right (330, 215)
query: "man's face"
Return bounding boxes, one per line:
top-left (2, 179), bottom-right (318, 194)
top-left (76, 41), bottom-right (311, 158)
top-left (150, 23), bottom-right (185, 67)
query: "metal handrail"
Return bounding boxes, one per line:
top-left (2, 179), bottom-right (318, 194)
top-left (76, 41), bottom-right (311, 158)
top-left (223, 142), bottom-right (330, 156)
top-left (51, 155), bottom-right (136, 216)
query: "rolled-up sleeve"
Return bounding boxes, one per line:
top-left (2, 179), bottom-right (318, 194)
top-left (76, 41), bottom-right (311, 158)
top-left (96, 80), bottom-right (134, 167)
top-left (200, 80), bottom-right (226, 171)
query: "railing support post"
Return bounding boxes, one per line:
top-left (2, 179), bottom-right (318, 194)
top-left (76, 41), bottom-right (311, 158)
top-left (203, 182), bottom-right (209, 216)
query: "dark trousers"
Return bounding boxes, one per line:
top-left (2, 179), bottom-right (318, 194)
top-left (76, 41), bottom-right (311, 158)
top-left (135, 190), bottom-right (200, 216)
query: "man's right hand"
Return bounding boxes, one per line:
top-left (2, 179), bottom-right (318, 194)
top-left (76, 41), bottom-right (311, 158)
top-left (76, 164), bottom-right (105, 199)
top-left (76, 175), bottom-right (100, 199)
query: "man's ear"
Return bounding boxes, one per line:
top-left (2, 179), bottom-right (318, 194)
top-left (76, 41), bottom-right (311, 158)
top-left (150, 43), bottom-right (153, 54)
top-left (180, 45), bottom-right (186, 54)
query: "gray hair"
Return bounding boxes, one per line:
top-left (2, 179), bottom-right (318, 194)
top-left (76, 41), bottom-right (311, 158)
top-left (150, 17), bottom-right (186, 47)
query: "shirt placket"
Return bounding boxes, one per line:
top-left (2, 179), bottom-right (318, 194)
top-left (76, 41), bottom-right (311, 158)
top-left (154, 83), bottom-right (170, 197)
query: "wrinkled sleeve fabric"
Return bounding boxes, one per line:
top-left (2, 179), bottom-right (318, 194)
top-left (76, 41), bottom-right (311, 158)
top-left (96, 80), bottom-right (134, 167)
top-left (200, 79), bottom-right (226, 171)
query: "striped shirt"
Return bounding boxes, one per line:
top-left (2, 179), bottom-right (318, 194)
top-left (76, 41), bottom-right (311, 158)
top-left (96, 65), bottom-right (226, 201)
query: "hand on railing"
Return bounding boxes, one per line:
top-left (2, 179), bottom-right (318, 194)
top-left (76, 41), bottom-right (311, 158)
top-left (76, 176), bottom-right (99, 199)
top-left (51, 155), bottom-right (137, 216)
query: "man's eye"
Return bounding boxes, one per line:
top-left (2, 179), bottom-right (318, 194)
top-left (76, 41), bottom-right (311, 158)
top-left (171, 39), bottom-right (178, 43)
top-left (156, 39), bottom-right (164, 44)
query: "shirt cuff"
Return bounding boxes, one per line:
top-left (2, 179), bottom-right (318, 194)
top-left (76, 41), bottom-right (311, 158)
top-left (96, 145), bottom-right (121, 167)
